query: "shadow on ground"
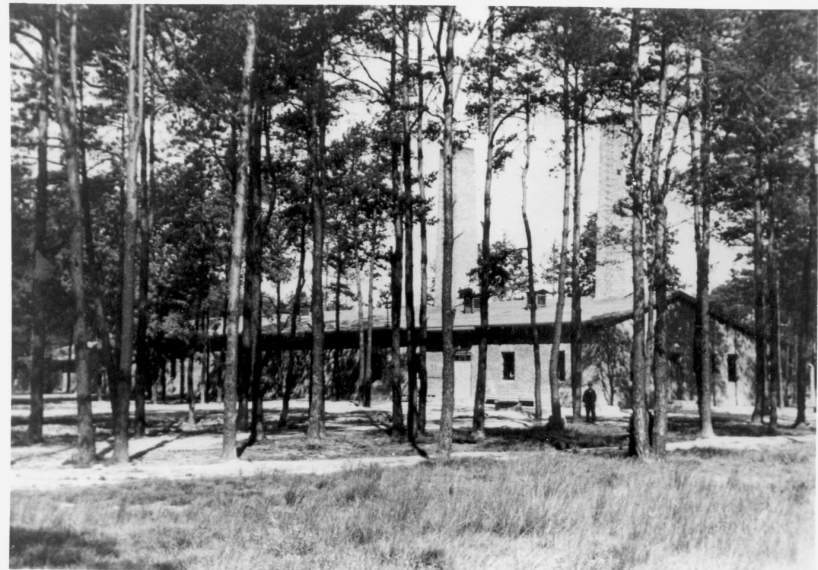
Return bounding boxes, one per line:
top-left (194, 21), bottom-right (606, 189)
top-left (9, 527), bottom-right (180, 570)
top-left (475, 420), bottom-right (629, 450)
top-left (668, 413), bottom-right (809, 438)
top-left (11, 394), bottom-right (815, 466)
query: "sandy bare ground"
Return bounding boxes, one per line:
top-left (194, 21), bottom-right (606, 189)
top-left (8, 395), bottom-right (814, 491)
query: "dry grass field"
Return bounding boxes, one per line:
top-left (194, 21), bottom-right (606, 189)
top-left (8, 397), bottom-right (816, 569)
top-left (10, 444), bottom-right (814, 570)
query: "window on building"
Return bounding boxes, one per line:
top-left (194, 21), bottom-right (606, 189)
top-left (558, 350), bottom-right (566, 382)
top-left (728, 354), bottom-right (738, 383)
top-left (502, 352), bottom-right (515, 380)
top-left (525, 291), bottom-right (547, 310)
top-left (462, 293), bottom-right (478, 313)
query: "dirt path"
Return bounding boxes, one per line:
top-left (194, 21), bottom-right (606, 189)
top-left (12, 434), bottom-right (814, 492)
top-left (667, 434), bottom-right (815, 452)
top-left (9, 397), bottom-right (814, 492)
top-left (8, 450), bottom-right (515, 491)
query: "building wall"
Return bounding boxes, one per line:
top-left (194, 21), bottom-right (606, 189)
top-left (423, 306), bottom-right (756, 411)
top-left (712, 321), bottom-right (756, 407)
top-left (425, 351), bottom-right (444, 404)
top-left (665, 302), bottom-right (756, 408)
top-left (425, 342), bottom-right (591, 407)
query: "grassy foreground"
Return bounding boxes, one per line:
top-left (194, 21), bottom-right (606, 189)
top-left (10, 445), bottom-right (814, 570)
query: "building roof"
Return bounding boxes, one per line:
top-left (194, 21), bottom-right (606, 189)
top-left (34, 290), bottom-right (755, 361)
top-left (425, 295), bottom-right (636, 330)
top-left (278, 294), bottom-right (636, 333)
top-left (281, 290), bottom-right (754, 339)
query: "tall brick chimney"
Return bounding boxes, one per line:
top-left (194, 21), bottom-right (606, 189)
top-left (595, 126), bottom-right (632, 299)
top-left (432, 147), bottom-right (479, 306)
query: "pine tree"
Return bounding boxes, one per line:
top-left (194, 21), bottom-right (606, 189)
top-left (222, 7), bottom-right (256, 459)
top-left (52, 6), bottom-right (96, 466)
top-left (114, 3), bottom-right (146, 463)
top-left (437, 6), bottom-right (457, 457)
top-left (627, 9), bottom-right (650, 458)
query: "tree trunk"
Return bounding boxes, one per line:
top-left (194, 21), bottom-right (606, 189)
top-left (66, 341), bottom-right (72, 394)
top-left (570, 89), bottom-right (585, 423)
top-left (217, 301), bottom-right (226, 401)
top-left (416, 15), bottom-right (428, 434)
top-left (83, 197), bottom-right (117, 408)
top-left (333, 264), bottom-right (342, 399)
top-left (113, 3), bottom-right (145, 464)
top-left (249, 105), bottom-right (265, 441)
top-left (750, 182), bottom-right (769, 423)
top-left (134, 73), bottom-right (154, 437)
top-left (794, 106), bottom-right (817, 427)
top-left (693, 195), bottom-right (713, 436)
top-left (217, 350), bottom-right (225, 403)
top-left (627, 10), bottom-right (649, 458)
top-left (388, 10), bottom-right (405, 437)
top-left (54, 7), bottom-right (95, 466)
top-left (237, 343), bottom-right (249, 429)
top-left (767, 188), bottom-right (780, 432)
top-left (240, 101), bottom-right (262, 434)
top-left (649, 41), bottom-right (670, 455)
top-left (279, 225), bottom-right (306, 427)
top-left (221, 9), bottom-right (256, 460)
top-left (356, 252), bottom-right (366, 403)
top-left (77, 22), bottom-right (113, 423)
top-left (203, 308), bottom-right (210, 403)
top-left (548, 61), bottom-right (572, 432)
top-left (693, 52), bottom-right (714, 439)
top-left (646, 282), bottom-right (655, 385)
top-left (115, 117), bottom-right (125, 363)
top-left (364, 249), bottom-right (375, 408)
top-left (237, 251), bottom-right (252, 431)
top-left (159, 357), bottom-right (166, 403)
top-left (186, 350), bottom-right (195, 424)
top-left (147, 45), bottom-right (159, 410)
top-left (651, 223), bottom-right (670, 454)
top-left (29, 21), bottom-right (50, 444)
top-left (521, 97), bottom-right (542, 421)
top-left (307, 54), bottom-right (327, 441)
top-left (76, 82), bottom-right (112, 403)
top-left (474, 8), bottom-right (494, 441)
top-left (199, 316), bottom-right (207, 406)
top-left (402, 8), bottom-right (418, 443)
top-left (199, 350), bottom-right (206, 405)
top-left (438, 6), bottom-right (456, 457)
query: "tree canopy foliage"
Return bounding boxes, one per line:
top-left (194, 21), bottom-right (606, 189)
top-left (9, 6), bottom-right (816, 458)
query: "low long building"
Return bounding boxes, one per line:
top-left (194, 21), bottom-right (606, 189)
top-left (29, 291), bottom-right (795, 413)
top-left (261, 290), bottom-right (763, 410)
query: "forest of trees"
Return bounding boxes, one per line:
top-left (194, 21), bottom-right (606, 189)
top-left (10, 6), bottom-right (817, 463)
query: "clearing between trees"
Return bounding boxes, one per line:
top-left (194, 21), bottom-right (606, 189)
top-left (9, 396), bottom-right (815, 569)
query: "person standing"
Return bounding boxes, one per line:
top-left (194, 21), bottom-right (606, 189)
top-left (582, 384), bottom-right (597, 422)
